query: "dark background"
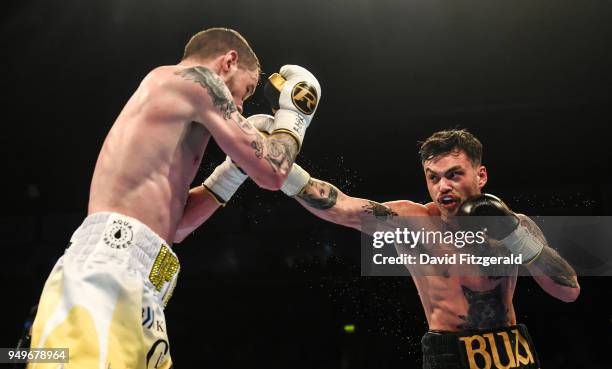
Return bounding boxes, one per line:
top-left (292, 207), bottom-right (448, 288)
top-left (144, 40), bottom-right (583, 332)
top-left (2, 0), bottom-right (611, 368)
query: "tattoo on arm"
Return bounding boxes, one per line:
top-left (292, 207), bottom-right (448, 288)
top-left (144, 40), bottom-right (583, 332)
top-left (362, 201), bottom-right (397, 219)
top-left (175, 67), bottom-right (237, 118)
top-left (297, 180), bottom-right (397, 221)
top-left (518, 215), bottom-right (579, 288)
top-left (297, 179), bottom-right (338, 210)
top-left (176, 67), bottom-right (298, 173)
top-left (250, 134), bottom-right (264, 159)
top-left (264, 133), bottom-right (297, 174)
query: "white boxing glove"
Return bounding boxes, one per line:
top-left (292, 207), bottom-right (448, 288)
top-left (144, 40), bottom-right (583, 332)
top-left (203, 114), bottom-right (313, 202)
top-left (202, 114), bottom-right (275, 204)
top-left (264, 65), bottom-right (321, 150)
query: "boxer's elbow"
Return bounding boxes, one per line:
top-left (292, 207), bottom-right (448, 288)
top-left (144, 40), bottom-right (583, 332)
top-left (251, 171), bottom-right (285, 191)
top-left (173, 229), bottom-right (188, 244)
top-left (269, 172), bottom-right (286, 191)
top-left (550, 282), bottom-right (580, 303)
top-left (559, 283), bottom-right (580, 303)
top-left (534, 273), bottom-right (580, 303)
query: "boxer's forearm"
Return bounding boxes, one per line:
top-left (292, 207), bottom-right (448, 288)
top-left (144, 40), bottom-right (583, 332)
top-left (176, 67), bottom-right (297, 190)
top-left (518, 216), bottom-right (580, 301)
top-left (528, 247), bottom-right (580, 302)
top-left (174, 186), bottom-right (221, 243)
top-left (216, 119), bottom-right (298, 190)
top-left (294, 178), bottom-right (396, 231)
top-left (255, 132), bottom-right (299, 183)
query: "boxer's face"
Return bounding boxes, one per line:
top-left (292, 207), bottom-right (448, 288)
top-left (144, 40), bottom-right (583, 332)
top-left (225, 67), bottom-right (258, 114)
top-left (423, 150), bottom-right (487, 218)
top-left (217, 51), bottom-right (259, 114)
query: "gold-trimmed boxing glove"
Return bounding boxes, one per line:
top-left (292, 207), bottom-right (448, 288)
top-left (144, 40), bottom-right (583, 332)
top-left (264, 65), bottom-right (321, 151)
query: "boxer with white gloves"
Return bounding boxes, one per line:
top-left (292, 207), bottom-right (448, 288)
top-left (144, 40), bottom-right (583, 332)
top-left (174, 64), bottom-right (321, 242)
top-left (201, 114), bottom-right (312, 206)
top-left (28, 28), bottom-right (319, 369)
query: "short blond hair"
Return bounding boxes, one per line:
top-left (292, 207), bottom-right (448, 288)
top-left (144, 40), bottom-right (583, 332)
top-left (183, 27), bottom-right (260, 71)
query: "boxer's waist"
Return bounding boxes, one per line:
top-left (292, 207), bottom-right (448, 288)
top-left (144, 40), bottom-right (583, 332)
top-left (422, 324), bottom-right (540, 369)
top-left (67, 212), bottom-right (180, 307)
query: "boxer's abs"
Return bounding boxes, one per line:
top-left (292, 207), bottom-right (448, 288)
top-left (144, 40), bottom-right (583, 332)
top-left (89, 76), bottom-right (210, 243)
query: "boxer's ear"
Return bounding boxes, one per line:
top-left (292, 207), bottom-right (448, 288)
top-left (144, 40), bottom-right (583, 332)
top-left (221, 50), bottom-right (238, 73)
top-left (477, 165), bottom-right (487, 189)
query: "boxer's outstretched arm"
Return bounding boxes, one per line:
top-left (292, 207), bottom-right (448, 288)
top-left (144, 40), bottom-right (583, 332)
top-left (175, 67), bottom-right (297, 190)
top-left (176, 176), bottom-right (396, 242)
top-left (516, 215), bottom-right (580, 302)
top-left (174, 176), bottom-right (425, 243)
top-left (294, 177), bottom-right (420, 231)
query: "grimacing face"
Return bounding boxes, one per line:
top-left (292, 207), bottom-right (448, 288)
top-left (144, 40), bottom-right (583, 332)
top-left (423, 150), bottom-right (487, 219)
top-left (225, 67), bottom-right (258, 114)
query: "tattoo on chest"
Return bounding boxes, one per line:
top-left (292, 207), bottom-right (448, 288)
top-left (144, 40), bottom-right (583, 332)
top-left (457, 285), bottom-right (508, 330)
top-left (175, 67), bottom-right (237, 119)
top-left (362, 201), bottom-right (397, 219)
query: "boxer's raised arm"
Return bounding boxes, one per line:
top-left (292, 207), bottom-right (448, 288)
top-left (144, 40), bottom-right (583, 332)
top-left (457, 195), bottom-right (580, 302)
top-left (516, 215), bottom-right (581, 302)
top-left (174, 66), bottom-right (297, 190)
top-left (174, 115), bottom-right (292, 243)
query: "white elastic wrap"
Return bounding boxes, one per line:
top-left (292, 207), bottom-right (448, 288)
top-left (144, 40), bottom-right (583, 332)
top-left (500, 225), bottom-right (545, 263)
top-left (203, 156), bottom-right (248, 202)
top-left (281, 163), bottom-right (311, 197)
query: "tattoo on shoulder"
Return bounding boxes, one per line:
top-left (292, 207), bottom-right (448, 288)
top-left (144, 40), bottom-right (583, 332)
top-left (175, 67), bottom-right (237, 119)
top-left (362, 201), bottom-right (397, 219)
top-left (297, 179), bottom-right (338, 210)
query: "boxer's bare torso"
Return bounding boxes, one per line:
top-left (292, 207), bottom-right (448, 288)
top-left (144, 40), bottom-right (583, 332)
top-left (387, 200), bottom-right (518, 332)
top-left (89, 66), bottom-right (213, 242)
top-left (294, 180), bottom-right (520, 332)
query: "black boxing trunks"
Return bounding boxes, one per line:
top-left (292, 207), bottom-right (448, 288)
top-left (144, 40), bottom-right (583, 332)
top-left (421, 324), bottom-right (540, 369)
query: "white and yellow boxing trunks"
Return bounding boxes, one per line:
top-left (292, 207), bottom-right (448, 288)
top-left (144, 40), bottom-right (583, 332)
top-left (28, 212), bottom-right (180, 369)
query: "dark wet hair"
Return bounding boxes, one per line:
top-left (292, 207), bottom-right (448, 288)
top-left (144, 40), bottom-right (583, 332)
top-left (418, 129), bottom-right (483, 166)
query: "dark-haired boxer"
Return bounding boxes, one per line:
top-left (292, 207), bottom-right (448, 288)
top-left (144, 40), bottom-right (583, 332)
top-left (28, 27), bottom-right (321, 369)
top-left (181, 123), bottom-right (579, 369)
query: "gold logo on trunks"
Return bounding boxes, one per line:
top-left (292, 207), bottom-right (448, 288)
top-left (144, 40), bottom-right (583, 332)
top-left (149, 244), bottom-right (180, 299)
top-left (103, 219), bottom-right (133, 249)
top-left (459, 329), bottom-right (535, 369)
top-left (291, 82), bottom-right (318, 115)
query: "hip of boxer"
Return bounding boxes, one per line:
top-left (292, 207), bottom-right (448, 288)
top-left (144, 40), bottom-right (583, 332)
top-left (421, 324), bottom-right (540, 369)
top-left (28, 212), bottom-right (179, 369)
